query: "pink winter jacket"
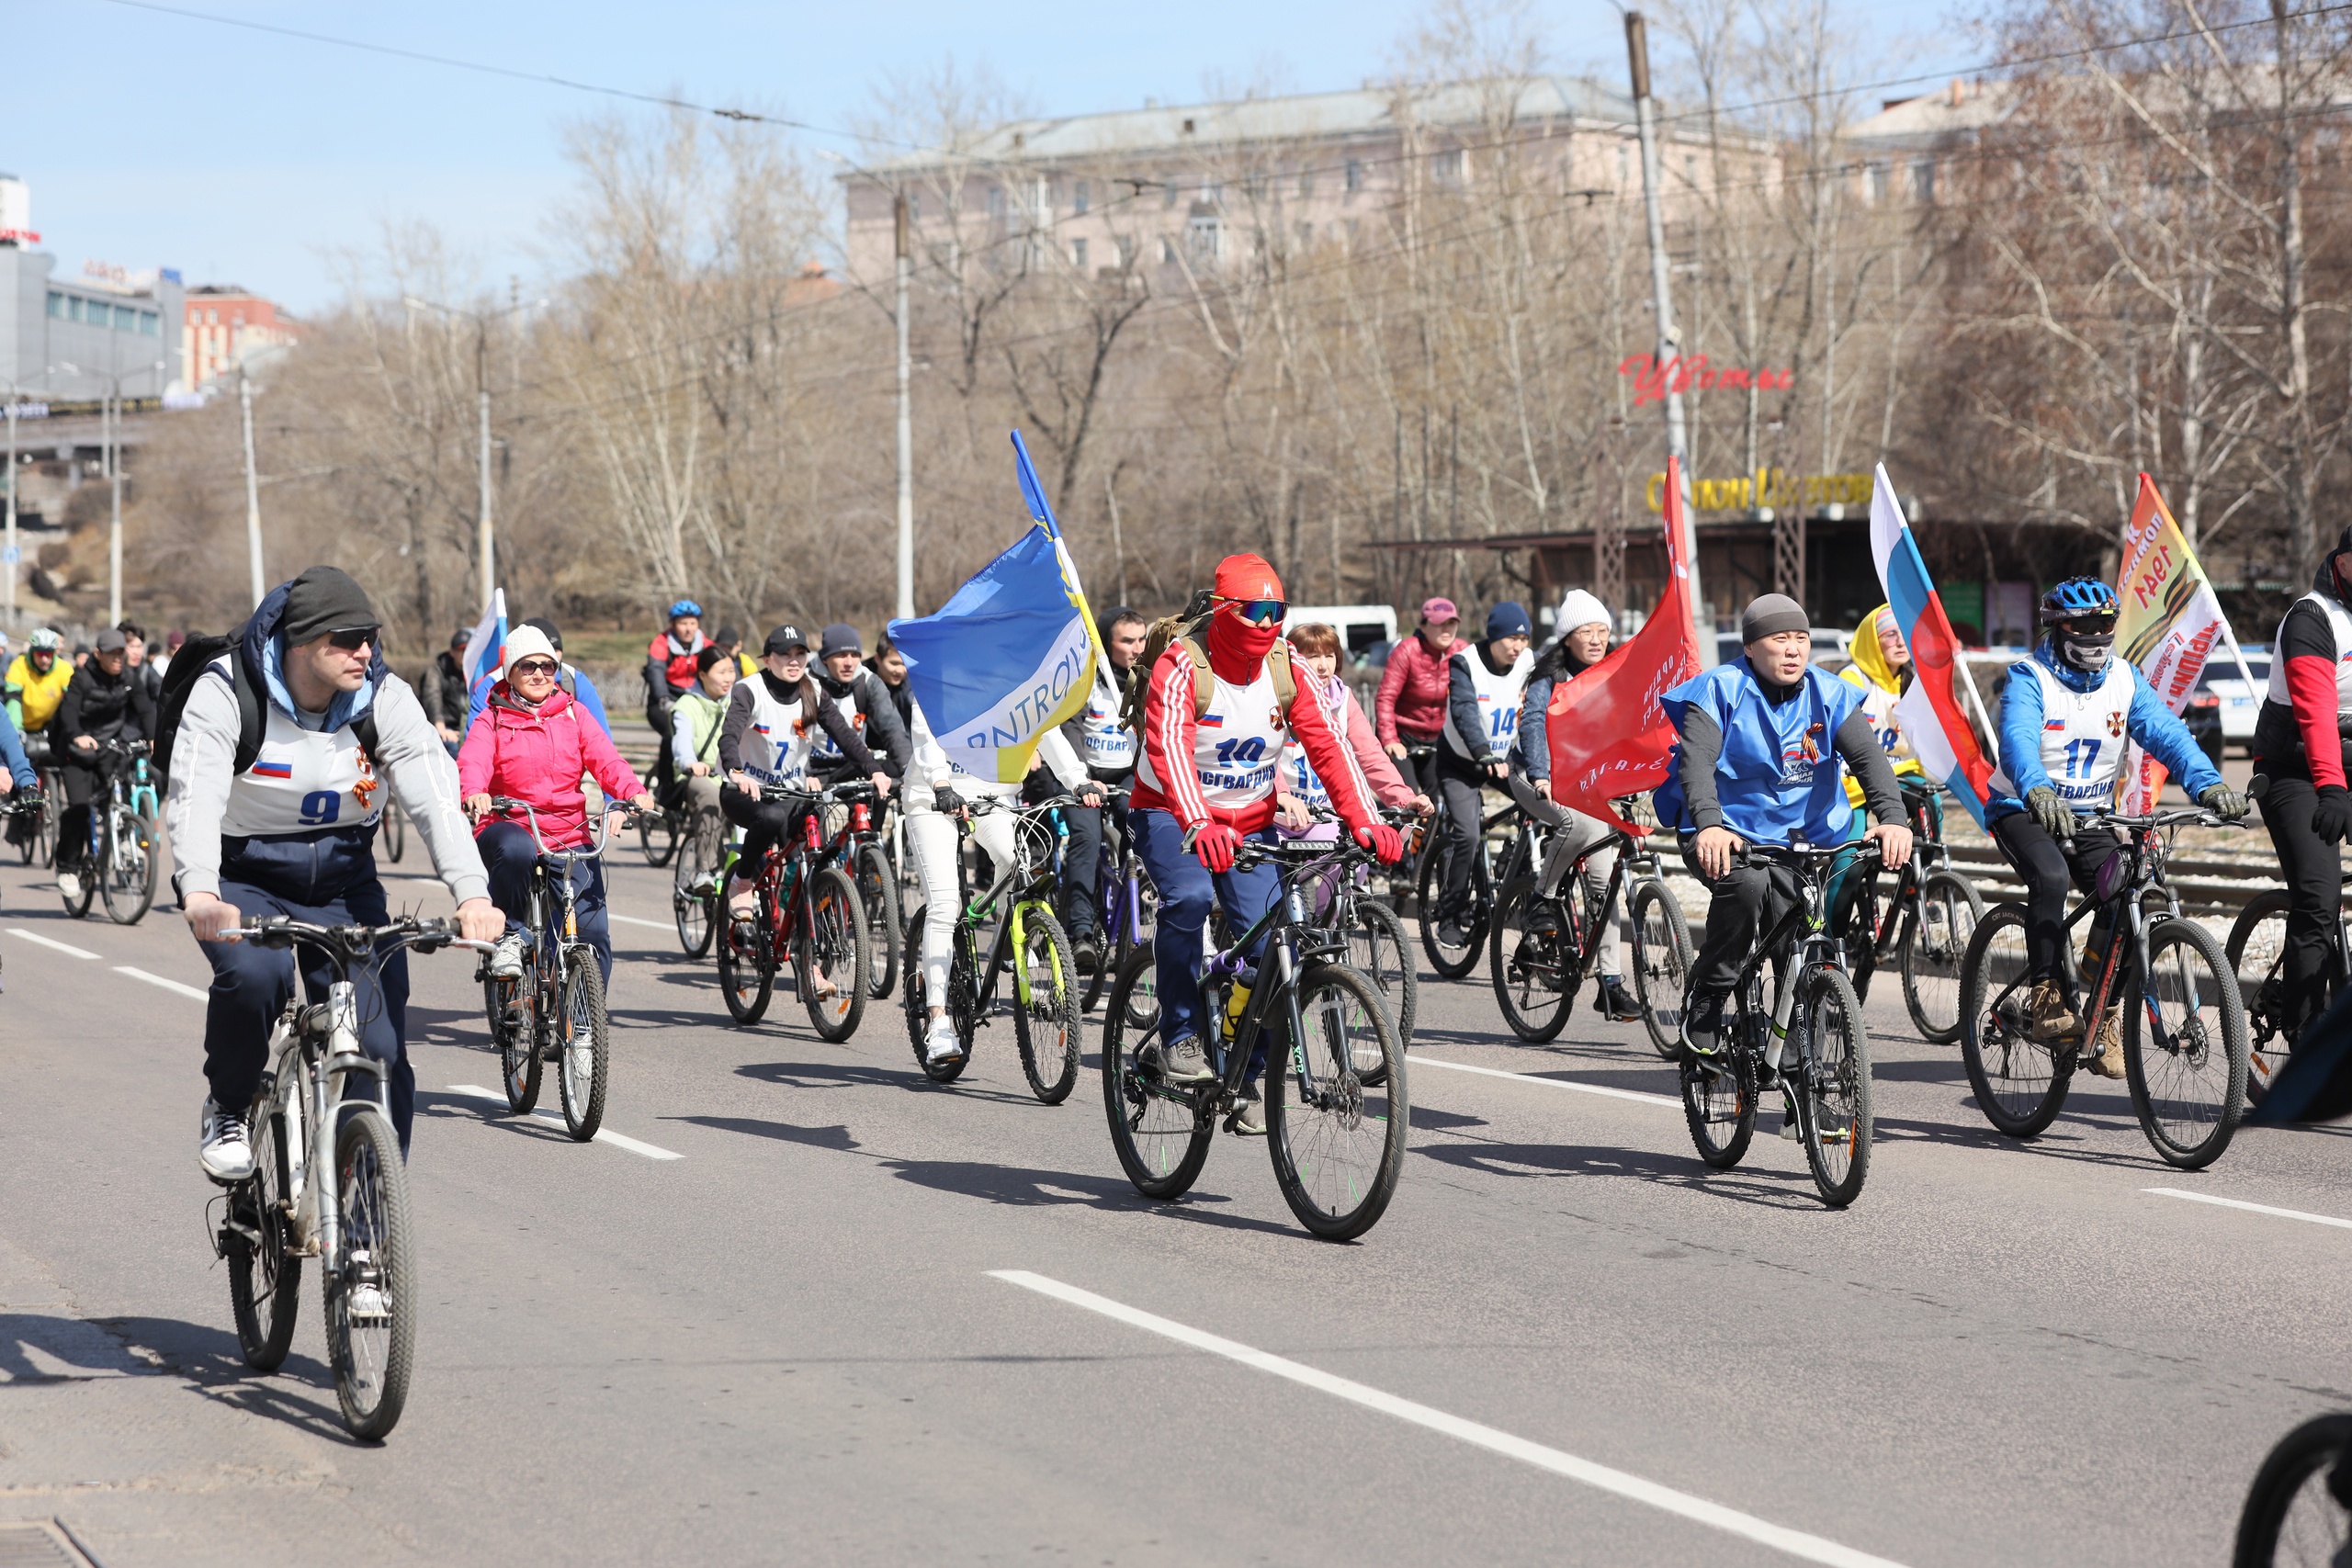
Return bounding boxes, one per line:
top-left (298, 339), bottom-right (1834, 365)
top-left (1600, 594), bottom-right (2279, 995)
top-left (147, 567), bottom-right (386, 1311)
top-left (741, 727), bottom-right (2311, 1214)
top-left (458, 683), bottom-right (642, 851)
top-left (1278, 668), bottom-right (1419, 812)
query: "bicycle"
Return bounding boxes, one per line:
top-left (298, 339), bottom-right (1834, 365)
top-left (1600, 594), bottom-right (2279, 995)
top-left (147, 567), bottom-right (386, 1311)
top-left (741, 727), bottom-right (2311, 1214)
top-left (899, 793), bottom-right (1080, 1102)
top-left (1078, 784), bottom-right (1156, 1016)
top-left (2226, 874), bottom-right (2348, 1104)
top-left (834, 780), bottom-right (903, 1003)
top-left (7, 750), bottom-right (51, 866)
top-left (2234, 1412), bottom-right (2352, 1567)
top-left (61, 738), bottom-right (158, 925)
top-left (1679, 836), bottom-right (1878, 1208)
top-left (1099, 831), bottom-right (1408, 1240)
top-left (636, 792), bottom-right (682, 867)
top-left (0, 789), bottom-right (43, 932)
top-left (1959, 807), bottom-right (2249, 1169)
top-left (713, 781), bottom-right (870, 1042)
top-left (1490, 795), bottom-right (1686, 1048)
top-left (1828, 779), bottom-right (1984, 1043)
top-left (1303, 806), bottom-right (1418, 1053)
top-left (212, 912), bottom-right (481, 1440)
top-left (1419, 793), bottom-right (1523, 980)
top-left (475, 797), bottom-right (636, 1141)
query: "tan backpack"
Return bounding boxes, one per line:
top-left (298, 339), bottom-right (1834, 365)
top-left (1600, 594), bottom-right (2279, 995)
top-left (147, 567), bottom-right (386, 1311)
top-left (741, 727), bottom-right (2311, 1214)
top-left (1118, 592), bottom-right (1297, 733)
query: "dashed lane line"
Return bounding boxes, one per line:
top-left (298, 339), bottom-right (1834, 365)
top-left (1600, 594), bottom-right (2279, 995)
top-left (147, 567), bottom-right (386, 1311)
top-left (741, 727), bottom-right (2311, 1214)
top-left (989, 1270), bottom-right (1909, 1568)
top-left (115, 965), bottom-right (209, 1000)
top-left (444, 1084), bottom-right (684, 1161)
top-left (2144, 1187), bottom-right (2352, 1232)
top-left (608, 914), bottom-right (671, 930)
top-left (6, 927), bottom-right (97, 960)
top-left (1408, 1053), bottom-right (1681, 1108)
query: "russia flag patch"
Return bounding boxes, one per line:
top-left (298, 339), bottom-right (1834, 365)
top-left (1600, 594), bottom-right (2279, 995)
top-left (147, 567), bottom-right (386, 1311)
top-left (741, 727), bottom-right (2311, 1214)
top-left (1198, 714), bottom-right (1225, 728)
top-left (2042, 721), bottom-right (2065, 732)
top-left (252, 760), bottom-right (293, 779)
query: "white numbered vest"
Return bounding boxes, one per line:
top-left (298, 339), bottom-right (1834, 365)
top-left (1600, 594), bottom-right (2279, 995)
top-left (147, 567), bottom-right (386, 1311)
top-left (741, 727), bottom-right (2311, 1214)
top-left (809, 677), bottom-right (867, 763)
top-left (219, 685), bottom-right (384, 838)
top-left (1990, 658), bottom-right (2134, 807)
top-left (1855, 681), bottom-right (1912, 761)
top-left (1442, 644), bottom-right (1534, 760)
top-left (1080, 663), bottom-right (1136, 771)
top-left (740, 676), bottom-right (816, 786)
top-left (1136, 665), bottom-right (1287, 809)
top-left (1280, 673), bottom-right (1351, 812)
top-left (2266, 592), bottom-right (2352, 716)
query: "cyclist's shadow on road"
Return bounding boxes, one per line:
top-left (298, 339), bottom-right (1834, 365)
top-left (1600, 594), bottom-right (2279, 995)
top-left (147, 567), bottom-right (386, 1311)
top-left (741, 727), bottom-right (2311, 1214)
top-left (54, 1313), bottom-right (365, 1444)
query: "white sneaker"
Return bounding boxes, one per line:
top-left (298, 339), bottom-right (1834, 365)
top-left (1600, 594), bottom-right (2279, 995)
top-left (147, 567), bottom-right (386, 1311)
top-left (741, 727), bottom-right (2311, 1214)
top-left (923, 1015), bottom-right (966, 1065)
top-left (55, 869), bottom-right (82, 902)
top-left (489, 931), bottom-right (526, 979)
top-left (344, 1253), bottom-right (390, 1322)
top-left (198, 1099), bottom-right (254, 1183)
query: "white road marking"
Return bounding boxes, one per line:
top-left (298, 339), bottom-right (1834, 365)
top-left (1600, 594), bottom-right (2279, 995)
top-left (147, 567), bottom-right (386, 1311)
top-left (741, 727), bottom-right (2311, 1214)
top-left (115, 965), bottom-right (209, 1001)
top-left (609, 914), bottom-right (671, 930)
top-left (2144, 1187), bottom-right (2352, 1232)
top-left (6, 927), bottom-right (97, 960)
top-left (990, 1270), bottom-right (1908, 1568)
top-left (1408, 1053), bottom-right (1680, 1108)
top-left (444, 1084), bottom-right (683, 1161)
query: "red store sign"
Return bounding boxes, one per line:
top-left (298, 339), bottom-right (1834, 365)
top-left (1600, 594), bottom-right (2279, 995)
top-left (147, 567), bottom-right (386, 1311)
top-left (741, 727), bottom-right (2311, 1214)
top-left (1619, 354), bottom-right (1795, 405)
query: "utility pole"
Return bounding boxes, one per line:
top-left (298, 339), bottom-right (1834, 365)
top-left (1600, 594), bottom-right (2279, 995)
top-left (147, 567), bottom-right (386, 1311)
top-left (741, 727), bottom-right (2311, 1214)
top-left (1626, 11), bottom-right (1712, 661)
top-left (894, 194), bottom-right (915, 621)
top-left (107, 380), bottom-right (121, 626)
top-left (4, 392), bottom-right (20, 623)
top-left (476, 321), bottom-right (494, 615)
top-left (239, 367), bottom-right (265, 605)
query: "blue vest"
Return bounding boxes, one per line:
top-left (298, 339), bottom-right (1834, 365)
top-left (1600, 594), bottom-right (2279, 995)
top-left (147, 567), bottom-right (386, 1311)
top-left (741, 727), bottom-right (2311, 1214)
top-left (1654, 660), bottom-right (1863, 847)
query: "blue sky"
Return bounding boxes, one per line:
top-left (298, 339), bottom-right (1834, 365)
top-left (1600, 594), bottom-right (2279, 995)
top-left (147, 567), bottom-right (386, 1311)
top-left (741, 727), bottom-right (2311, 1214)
top-left (11, 0), bottom-right (1979, 314)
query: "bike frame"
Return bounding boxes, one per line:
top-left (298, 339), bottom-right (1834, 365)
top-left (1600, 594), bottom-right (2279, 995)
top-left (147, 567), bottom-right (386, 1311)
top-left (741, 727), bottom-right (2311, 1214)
top-left (1995, 811), bottom-right (2200, 1051)
top-left (1858, 781), bottom-right (1954, 963)
top-left (1709, 842), bottom-right (1866, 1088)
top-left (953, 796), bottom-right (1069, 1014)
top-left (742, 781), bottom-right (866, 965)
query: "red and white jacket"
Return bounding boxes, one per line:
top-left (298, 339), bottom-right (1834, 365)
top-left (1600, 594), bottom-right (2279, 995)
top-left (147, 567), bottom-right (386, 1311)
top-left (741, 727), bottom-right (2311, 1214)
top-left (1132, 641), bottom-right (1381, 835)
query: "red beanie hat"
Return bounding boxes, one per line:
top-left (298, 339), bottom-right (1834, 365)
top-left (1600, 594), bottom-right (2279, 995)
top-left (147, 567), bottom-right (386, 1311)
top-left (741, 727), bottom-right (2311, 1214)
top-left (1214, 553), bottom-right (1283, 604)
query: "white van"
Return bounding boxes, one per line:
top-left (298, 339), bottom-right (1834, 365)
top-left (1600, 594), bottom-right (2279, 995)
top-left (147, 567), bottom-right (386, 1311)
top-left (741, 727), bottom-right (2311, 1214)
top-left (1283, 604), bottom-right (1397, 660)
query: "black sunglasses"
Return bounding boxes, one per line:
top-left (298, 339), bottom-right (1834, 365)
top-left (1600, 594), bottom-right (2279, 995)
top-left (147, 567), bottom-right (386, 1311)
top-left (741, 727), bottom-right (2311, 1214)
top-left (510, 658), bottom-right (560, 677)
top-left (327, 626), bottom-right (381, 651)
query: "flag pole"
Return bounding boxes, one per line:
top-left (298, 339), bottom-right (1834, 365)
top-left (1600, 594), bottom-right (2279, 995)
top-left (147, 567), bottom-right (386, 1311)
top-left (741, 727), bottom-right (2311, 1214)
top-left (1010, 431), bottom-right (1111, 677)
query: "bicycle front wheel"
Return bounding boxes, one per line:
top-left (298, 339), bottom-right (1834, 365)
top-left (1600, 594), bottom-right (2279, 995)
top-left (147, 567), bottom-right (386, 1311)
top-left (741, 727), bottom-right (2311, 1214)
top-left (794, 867), bottom-right (868, 1042)
top-left (1900, 869), bottom-right (1983, 1043)
top-left (1012, 907), bottom-right (1080, 1103)
top-left (1959, 904), bottom-right (2072, 1137)
top-left (2126, 917), bottom-right (2248, 1169)
top-left (716, 912), bottom-right (775, 1025)
top-left (1489, 877), bottom-right (1571, 1043)
top-left (1268, 962), bottom-right (1408, 1240)
top-left (100, 805), bottom-right (155, 925)
top-left (1100, 939), bottom-right (1213, 1199)
top-left (326, 1111), bottom-right (416, 1441)
top-left (638, 806), bottom-right (679, 867)
top-left (558, 953), bottom-right (611, 1141)
top-left (1344, 895), bottom-right (1418, 1064)
top-left (1797, 964), bottom-right (1873, 1207)
top-left (1630, 877), bottom-right (1694, 1060)
top-left (2234, 1414), bottom-right (2352, 1568)
top-left (1416, 831), bottom-right (1486, 980)
top-left (1680, 1044), bottom-right (1756, 1168)
top-left (856, 843), bottom-right (901, 1002)
top-left (225, 1106), bottom-right (300, 1371)
top-left (672, 809), bottom-right (721, 959)
top-left (2226, 889), bottom-right (2298, 1104)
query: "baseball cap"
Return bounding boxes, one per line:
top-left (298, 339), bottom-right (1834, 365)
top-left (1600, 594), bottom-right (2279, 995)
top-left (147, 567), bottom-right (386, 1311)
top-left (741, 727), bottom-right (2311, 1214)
top-left (1420, 596), bottom-right (1460, 625)
top-left (94, 628), bottom-right (127, 654)
top-left (763, 625), bottom-right (810, 656)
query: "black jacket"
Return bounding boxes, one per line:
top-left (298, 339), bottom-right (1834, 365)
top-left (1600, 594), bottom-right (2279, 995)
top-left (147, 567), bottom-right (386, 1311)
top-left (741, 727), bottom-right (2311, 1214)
top-left (57, 660), bottom-right (156, 750)
top-left (419, 649), bottom-right (469, 728)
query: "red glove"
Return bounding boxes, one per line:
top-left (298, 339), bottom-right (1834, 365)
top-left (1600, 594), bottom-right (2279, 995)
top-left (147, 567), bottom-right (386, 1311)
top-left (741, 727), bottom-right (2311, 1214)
top-left (1192, 823), bottom-right (1241, 873)
top-left (1356, 822), bottom-right (1405, 864)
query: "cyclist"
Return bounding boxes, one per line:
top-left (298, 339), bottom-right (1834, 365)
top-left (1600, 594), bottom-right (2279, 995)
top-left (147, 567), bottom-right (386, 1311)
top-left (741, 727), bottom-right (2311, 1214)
top-left (714, 624), bottom-right (758, 679)
top-left (1133, 553), bottom-right (1405, 1131)
top-left (1375, 595), bottom-right (1461, 795)
top-left (643, 599), bottom-right (708, 797)
top-left (6, 626), bottom-right (73, 764)
top-left (119, 622), bottom-right (163, 706)
top-left (671, 646), bottom-right (739, 815)
top-left (173, 566), bottom-right (500, 1179)
top-left (867, 634), bottom-right (914, 729)
top-left (810, 623), bottom-right (911, 786)
top-left (1055, 607), bottom-right (1149, 970)
top-left (1426, 602), bottom-right (1536, 948)
top-left (1657, 593), bottom-right (1914, 1076)
top-left (1273, 620), bottom-right (1428, 837)
top-left (418, 626), bottom-right (471, 753)
top-left (1987, 577), bottom-right (2244, 1075)
top-left (2250, 525), bottom-right (2352, 1042)
top-left (54, 628), bottom-right (156, 903)
top-left (466, 616), bottom-right (610, 734)
top-left (1511, 591), bottom-right (1640, 1021)
top-left (715, 626), bottom-right (891, 922)
top-left (458, 624), bottom-right (655, 987)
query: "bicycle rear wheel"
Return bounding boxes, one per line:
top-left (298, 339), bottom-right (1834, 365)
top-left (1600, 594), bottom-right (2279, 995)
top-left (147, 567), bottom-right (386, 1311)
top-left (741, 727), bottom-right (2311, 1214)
top-left (1344, 895), bottom-right (1417, 1066)
top-left (1900, 869), bottom-right (1983, 1043)
top-left (1959, 904), bottom-right (2073, 1137)
top-left (558, 953), bottom-right (611, 1141)
top-left (1267, 963), bottom-right (1407, 1240)
top-left (1797, 965), bottom-right (1873, 1206)
top-left (2226, 889), bottom-right (2298, 1104)
top-left (636, 805), bottom-right (678, 867)
top-left (1630, 876), bottom-right (1694, 1060)
top-left (225, 1106), bottom-right (300, 1371)
top-left (1680, 1044), bottom-right (1756, 1169)
top-left (1012, 907), bottom-right (1080, 1103)
top-left (1100, 939), bottom-right (1213, 1199)
top-left (1416, 835), bottom-right (1486, 980)
top-left (325, 1111), bottom-right (415, 1440)
top-left (673, 809), bottom-right (721, 959)
top-left (856, 843), bottom-right (901, 1001)
top-left (716, 911), bottom-right (775, 1025)
top-left (899, 905), bottom-right (974, 1083)
top-left (2126, 917), bottom-right (2248, 1170)
top-left (2234, 1413), bottom-right (2352, 1568)
top-left (1489, 877), bottom-right (1571, 1043)
top-left (486, 974), bottom-right (542, 1113)
top-left (100, 805), bottom-right (155, 925)
top-left (794, 867), bottom-right (868, 1042)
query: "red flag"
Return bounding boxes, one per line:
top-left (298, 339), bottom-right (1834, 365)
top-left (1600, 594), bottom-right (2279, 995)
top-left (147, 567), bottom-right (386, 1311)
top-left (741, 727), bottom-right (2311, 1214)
top-left (1546, 456), bottom-right (1706, 834)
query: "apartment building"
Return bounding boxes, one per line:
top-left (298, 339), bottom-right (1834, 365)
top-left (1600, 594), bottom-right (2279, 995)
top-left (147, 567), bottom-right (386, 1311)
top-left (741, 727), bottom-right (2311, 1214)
top-left (183, 284), bottom-right (297, 388)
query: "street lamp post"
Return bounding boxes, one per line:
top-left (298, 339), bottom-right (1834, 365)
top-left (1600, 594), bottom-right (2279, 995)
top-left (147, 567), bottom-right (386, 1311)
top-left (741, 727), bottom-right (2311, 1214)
top-left (240, 367), bottom-right (265, 605)
top-left (404, 294), bottom-right (544, 615)
top-left (62, 357), bottom-right (165, 627)
top-left (0, 374), bottom-right (48, 623)
top-left (895, 193), bottom-right (915, 621)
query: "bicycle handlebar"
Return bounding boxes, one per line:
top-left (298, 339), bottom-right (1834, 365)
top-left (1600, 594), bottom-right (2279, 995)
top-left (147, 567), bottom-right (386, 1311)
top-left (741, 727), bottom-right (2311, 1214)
top-left (238, 913), bottom-right (490, 957)
top-left (483, 795), bottom-right (642, 860)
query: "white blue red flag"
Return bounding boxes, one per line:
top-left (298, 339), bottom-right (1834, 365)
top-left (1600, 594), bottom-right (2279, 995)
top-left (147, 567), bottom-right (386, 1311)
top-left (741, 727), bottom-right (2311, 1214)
top-left (1868, 465), bottom-right (1995, 828)
top-left (462, 588), bottom-right (506, 708)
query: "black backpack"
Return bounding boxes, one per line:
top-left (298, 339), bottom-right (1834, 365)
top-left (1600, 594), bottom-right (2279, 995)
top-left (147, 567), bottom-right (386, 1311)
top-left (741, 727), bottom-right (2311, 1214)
top-left (153, 629), bottom-right (379, 780)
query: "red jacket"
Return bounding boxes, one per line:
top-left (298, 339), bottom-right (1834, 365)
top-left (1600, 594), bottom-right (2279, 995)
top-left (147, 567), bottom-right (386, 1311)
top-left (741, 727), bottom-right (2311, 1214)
top-left (1376, 632), bottom-right (1453, 745)
top-left (458, 683), bottom-right (642, 850)
top-left (1133, 641), bottom-right (1379, 834)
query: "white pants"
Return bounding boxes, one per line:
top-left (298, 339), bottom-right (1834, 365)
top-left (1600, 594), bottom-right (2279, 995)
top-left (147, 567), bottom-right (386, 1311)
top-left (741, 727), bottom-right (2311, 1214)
top-left (906, 805), bottom-right (1019, 1002)
top-left (1507, 773), bottom-right (1623, 978)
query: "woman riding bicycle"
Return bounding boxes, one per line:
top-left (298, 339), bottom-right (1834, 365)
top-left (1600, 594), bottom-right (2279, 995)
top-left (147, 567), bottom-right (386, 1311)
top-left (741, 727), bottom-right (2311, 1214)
top-left (670, 646), bottom-right (739, 815)
top-left (1826, 604), bottom-right (1928, 949)
top-left (1273, 621), bottom-right (1427, 840)
top-left (1510, 591), bottom-right (1641, 1022)
top-left (458, 625), bottom-right (657, 987)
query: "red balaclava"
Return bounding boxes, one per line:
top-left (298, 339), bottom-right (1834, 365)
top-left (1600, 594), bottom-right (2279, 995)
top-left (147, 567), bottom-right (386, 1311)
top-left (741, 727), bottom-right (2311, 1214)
top-left (1205, 553), bottom-right (1284, 684)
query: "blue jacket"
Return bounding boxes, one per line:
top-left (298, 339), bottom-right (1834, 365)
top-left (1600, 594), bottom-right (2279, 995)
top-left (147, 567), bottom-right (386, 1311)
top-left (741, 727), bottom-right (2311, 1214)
top-left (1989, 644), bottom-right (2222, 819)
top-left (0, 706), bottom-right (35, 791)
top-left (1656, 660), bottom-right (1864, 847)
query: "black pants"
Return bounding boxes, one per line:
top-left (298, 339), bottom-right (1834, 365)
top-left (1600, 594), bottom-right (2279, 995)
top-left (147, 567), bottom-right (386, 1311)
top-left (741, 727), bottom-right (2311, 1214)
top-left (2256, 771), bottom-right (2345, 1037)
top-left (1424, 747), bottom-right (1487, 907)
top-left (1679, 835), bottom-right (1802, 995)
top-left (1991, 812), bottom-right (2121, 1006)
top-left (56, 748), bottom-right (116, 872)
top-left (1052, 769), bottom-right (1132, 940)
top-left (719, 783), bottom-right (818, 872)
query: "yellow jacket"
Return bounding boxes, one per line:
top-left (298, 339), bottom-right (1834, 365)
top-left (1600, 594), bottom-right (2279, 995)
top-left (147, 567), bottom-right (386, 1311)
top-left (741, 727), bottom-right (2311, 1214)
top-left (6, 652), bottom-right (73, 735)
top-left (1840, 604), bottom-right (1923, 808)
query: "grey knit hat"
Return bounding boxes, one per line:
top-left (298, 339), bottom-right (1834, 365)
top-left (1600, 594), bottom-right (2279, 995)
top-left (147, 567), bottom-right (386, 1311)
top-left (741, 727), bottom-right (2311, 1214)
top-left (1739, 593), bottom-right (1808, 643)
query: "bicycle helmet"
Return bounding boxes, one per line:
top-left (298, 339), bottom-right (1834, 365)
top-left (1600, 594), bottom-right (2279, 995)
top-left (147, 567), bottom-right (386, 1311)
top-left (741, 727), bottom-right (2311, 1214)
top-left (27, 628), bottom-right (59, 653)
top-left (667, 599), bottom-right (703, 620)
top-left (2038, 578), bottom-right (2118, 626)
top-left (2040, 576), bottom-right (2118, 672)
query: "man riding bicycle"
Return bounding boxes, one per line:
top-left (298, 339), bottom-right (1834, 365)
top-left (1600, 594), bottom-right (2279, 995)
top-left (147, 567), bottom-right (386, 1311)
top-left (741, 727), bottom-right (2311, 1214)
top-left (644, 599), bottom-right (709, 798)
top-left (1132, 553), bottom-right (1404, 1133)
top-left (1987, 577), bottom-right (2243, 1076)
top-left (171, 567), bottom-right (500, 1180)
top-left (810, 623), bottom-right (911, 787)
top-left (1657, 594), bottom-right (1913, 1073)
top-left (54, 627), bottom-right (156, 904)
top-left (1055, 606), bottom-right (1148, 971)
top-left (6, 626), bottom-right (72, 767)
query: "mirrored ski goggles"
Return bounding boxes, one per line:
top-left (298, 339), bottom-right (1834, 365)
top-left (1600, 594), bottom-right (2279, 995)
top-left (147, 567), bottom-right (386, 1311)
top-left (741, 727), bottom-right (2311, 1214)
top-left (1224, 598), bottom-right (1287, 626)
top-left (2053, 615), bottom-right (2116, 637)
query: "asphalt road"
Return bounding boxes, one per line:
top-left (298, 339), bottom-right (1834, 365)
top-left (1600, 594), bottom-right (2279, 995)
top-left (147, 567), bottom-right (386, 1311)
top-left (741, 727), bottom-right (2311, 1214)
top-left (0, 844), bottom-right (2345, 1567)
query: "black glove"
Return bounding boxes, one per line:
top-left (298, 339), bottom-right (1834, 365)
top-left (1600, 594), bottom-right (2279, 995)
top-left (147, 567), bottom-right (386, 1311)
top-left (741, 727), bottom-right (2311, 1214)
top-left (2313, 784), bottom-right (2352, 844)
top-left (932, 784), bottom-right (966, 817)
top-left (2197, 784), bottom-right (2249, 822)
top-left (2026, 786), bottom-right (2077, 840)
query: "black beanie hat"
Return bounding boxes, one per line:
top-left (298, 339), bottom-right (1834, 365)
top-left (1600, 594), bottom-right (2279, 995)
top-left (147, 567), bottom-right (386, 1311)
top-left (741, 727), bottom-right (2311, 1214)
top-left (280, 567), bottom-right (378, 646)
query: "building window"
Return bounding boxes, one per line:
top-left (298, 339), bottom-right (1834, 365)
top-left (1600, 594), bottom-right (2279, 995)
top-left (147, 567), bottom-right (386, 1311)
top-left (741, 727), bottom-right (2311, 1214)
top-left (987, 186), bottom-right (1006, 220)
top-left (1187, 214), bottom-right (1221, 261)
top-left (1344, 159), bottom-right (1363, 193)
top-left (1618, 143), bottom-right (1631, 187)
top-left (1865, 161), bottom-right (1889, 203)
top-left (1909, 158), bottom-right (1935, 202)
top-left (1685, 154), bottom-right (1699, 187)
top-left (139, 310), bottom-right (158, 336)
top-left (1345, 218), bottom-right (1361, 248)
top-left (45, 292), bottom-right (62, 319)
top-left (1162, 180), bottom-right (1179, 208)
top-left (1433, 149), bottom-right (1464, 186)
top-left (1073, 180), bottom-right (1090, 215)
top-left (1071, 237), bottom-right (1089, 270)
top-left (1203, 180), bottom-right (1223, 207)
top-left (207, 308), bottom-right (219, 323)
